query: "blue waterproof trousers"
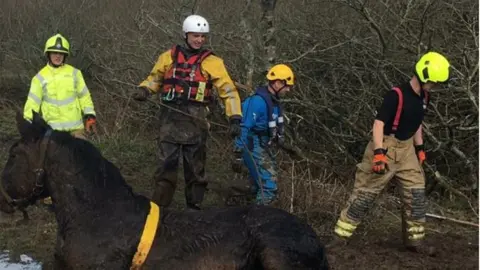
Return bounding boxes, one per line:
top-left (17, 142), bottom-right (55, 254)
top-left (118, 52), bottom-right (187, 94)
top-left (241, 135), bottom-right (278, 204)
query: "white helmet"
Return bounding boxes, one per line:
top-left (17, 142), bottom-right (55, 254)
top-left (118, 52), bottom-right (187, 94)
top-left (182, 15), bottom-right (210, 34)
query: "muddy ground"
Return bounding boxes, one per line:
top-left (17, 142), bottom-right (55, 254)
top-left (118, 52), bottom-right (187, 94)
top-left (0, 178), bottom-right (478, 270)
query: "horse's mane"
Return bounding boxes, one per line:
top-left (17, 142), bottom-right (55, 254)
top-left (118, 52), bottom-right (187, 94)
top-left (50, 130), bottom-right (134, 194)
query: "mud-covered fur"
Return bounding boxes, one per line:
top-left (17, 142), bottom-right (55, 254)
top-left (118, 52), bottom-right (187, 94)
top-left (0, 111), bottom-right (329, 270)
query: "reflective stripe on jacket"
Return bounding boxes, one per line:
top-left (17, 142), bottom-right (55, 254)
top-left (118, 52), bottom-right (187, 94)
top-left (23, 64), bottom-right (96, 131)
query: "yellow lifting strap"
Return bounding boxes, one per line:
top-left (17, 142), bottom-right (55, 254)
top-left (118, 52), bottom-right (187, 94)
top-left (130, 201), bottom-right (160, 270)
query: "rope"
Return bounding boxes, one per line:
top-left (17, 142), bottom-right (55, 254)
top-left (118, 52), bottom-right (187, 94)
top-left (130, 95), bottom-right (268, 205)
top-left (145, 98), bottom-right (230, 129)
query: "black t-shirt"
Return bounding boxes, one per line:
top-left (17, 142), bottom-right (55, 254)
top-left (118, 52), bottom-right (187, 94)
top-left (375, 82), bottom-right (428, 140)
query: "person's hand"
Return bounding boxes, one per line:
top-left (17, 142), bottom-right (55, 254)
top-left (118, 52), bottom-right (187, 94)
top-left (415, 144), bottom-right (426, 165)
top-left (372, 148), bottom-right (388, 174)
top-left (229, 118), bottom-right (241, 138)
top-left (132, 87), bottom-right (150, 101)
top-left (84, 115), bottom-right (97, 134)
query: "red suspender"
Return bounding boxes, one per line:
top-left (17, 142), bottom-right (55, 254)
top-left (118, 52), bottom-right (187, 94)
top-left (423, 90), bottom-right (429, 109)
top-left (391, 87), bottom-right (403, 132)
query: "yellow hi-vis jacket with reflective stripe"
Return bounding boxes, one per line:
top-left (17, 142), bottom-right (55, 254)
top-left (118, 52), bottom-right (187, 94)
top-left (23, 64), bottom-right (96, 131)
top-left (139, 48), bottom-right (242, 119)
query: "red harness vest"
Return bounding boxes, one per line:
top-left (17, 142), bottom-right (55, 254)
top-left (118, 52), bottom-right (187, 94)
top-left (161, 45), bottom-right (214, 103)
top-left (391, 86), bottom-right (429, 133)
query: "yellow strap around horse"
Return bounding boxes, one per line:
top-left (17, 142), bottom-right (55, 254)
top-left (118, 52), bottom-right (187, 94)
top-left (130, 201), bottom-right (160, 270)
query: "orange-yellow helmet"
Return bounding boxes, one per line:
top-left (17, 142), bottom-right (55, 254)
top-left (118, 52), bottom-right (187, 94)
top-left (266, 64), bottom-right (295, 86)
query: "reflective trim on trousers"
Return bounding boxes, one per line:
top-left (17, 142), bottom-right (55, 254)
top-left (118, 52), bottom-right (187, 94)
top-left (334, 220), bottom-right (357, 238)
top-left (406, 221), bottom-right (425, 241)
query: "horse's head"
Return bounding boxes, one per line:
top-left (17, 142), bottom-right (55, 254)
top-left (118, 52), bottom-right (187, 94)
top-left (0, 111), bottom-right (53, 214)
top-left (1, 110), bottom-right (135, 216)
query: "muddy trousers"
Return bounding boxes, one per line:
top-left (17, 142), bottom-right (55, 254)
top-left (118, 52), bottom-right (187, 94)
top-left (151, 139), bottom-right (207, 207)
top-left (334, 136), bottom-right (427, 247)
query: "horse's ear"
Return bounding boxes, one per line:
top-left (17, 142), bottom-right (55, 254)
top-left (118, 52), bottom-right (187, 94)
top-left (15, 110), bottom-right (33, 138)
top-left (15, 111), bottom-right (50, 140)
top-left (31, 111), bottom-right (50, 132)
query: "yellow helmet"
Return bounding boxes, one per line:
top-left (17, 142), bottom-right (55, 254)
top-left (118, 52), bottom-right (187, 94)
top-left (415, 51), bottom-right (450, 83)
top-left (266, 64), bottom-right (295, 86)
top-left (44, 33), bottom-right (70, 55)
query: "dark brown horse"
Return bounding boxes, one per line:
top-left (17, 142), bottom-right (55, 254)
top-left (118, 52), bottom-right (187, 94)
top-left (0, 111), bottom-right (329, 270)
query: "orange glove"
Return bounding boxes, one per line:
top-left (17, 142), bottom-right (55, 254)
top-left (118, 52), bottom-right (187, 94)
top-left (85, 115), bottom-right (97, 134)
top-left (415, 144), bottom-right (426, 165)
top-left (372, 148), bottom-right (388, 174)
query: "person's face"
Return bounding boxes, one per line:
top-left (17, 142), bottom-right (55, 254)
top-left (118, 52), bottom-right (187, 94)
top-left (422, 82), bottom-right (440, 91)
top-left (49, 52), bottom-right (65, 66)
top-left (272, 80), bottom-right (292, 97)
top-left (186, 33), bottom-right (206, 49)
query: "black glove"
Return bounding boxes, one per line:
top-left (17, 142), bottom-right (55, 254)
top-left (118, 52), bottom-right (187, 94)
top-left (131, 87), bottom-right (151, 101)
top-left (231, 149), bottom-right (243, 173)
top-left (229, 118), bottom-right (241, 138)
top-left (83, 114), bottom-right (96, 121)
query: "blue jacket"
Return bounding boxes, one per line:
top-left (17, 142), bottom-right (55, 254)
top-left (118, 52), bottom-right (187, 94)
top-left (235, 86), bottom-right (284, 149)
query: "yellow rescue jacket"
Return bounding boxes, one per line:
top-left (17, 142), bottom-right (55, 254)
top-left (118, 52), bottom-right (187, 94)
top-left (139, 47), bottom-right (242, 119)
top-left (23, 64), bottom-right (96, 131)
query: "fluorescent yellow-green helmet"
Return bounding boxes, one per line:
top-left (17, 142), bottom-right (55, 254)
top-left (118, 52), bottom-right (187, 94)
top-left (44, 33), bottom-right (70, 55)
top-left (266, 64), bottom-right (295, 86)
top-left (415, 51), bottom-right (450, 83)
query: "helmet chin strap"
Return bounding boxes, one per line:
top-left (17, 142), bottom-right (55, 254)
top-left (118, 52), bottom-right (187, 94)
top-left (268, 81), bottom-right (286, 99)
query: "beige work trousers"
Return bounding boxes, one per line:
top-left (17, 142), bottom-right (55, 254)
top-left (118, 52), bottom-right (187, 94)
top-left (334, 135), bottom-right (426, 247)
top-left (70, 129), bottom-right (88, 140)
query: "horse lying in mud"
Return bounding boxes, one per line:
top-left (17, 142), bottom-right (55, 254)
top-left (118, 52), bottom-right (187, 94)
top-left (0, 111), bottom-right (329, 270)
